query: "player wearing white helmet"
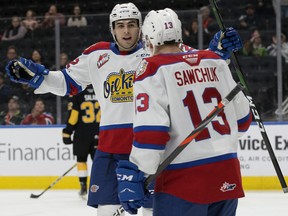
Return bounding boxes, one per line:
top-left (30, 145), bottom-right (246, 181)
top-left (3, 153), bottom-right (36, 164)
top-left (5, 3), bottom-right (243, 216)
top-left (116, 8), bottom-right (251, 216)
top-left (142, 8), bottom-right (182, 55)
top-left (109, 2), bottom-right (142, 51)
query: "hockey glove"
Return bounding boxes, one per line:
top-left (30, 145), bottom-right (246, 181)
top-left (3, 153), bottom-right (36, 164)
top-left (5, 57), bottom-right (49, 88)
top-left (141, 180), bottom-right (155, 208)
top-left (209, 27), bottom-right (243, 60)
top-left (116, 160), bottom-right (146, 215)
top-left (62, 128), bottom-right (72, 145)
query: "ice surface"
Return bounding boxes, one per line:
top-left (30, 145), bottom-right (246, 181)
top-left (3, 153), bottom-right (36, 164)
top-left (0, 190), bottom-right (287, 216)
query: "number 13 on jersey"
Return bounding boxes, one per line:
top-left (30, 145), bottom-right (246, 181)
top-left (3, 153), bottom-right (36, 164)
top-left (135, 87), bottom-right (231, 141)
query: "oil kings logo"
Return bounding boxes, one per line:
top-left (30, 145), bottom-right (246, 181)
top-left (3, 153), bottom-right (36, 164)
top-left (103, 69), bottom-right (134, 103)
top-left (97, 53), bottom-right (110, 68)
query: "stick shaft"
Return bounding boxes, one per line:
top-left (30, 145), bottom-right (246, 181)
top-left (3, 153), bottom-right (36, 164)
top-left (30, 163), bottom-right (77, 198)
top-left (209, 0), bottom-right (288, 193)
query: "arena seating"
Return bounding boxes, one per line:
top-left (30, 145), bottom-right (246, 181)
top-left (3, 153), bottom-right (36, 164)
top-left (0, 0), bottom-right (282, 121)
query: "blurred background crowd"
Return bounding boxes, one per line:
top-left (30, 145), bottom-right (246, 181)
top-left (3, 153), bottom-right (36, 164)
top-left (0, 0), bottom-right (287, 125)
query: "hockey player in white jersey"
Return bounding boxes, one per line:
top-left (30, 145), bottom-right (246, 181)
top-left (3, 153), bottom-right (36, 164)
top-left (5, 3), bottom-right (244, 216)
top-left (116, 8), bottom-right (252, 216)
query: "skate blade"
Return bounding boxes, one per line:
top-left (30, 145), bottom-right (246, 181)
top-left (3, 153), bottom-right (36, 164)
top-left (78, 193), bottom-right (87, 201)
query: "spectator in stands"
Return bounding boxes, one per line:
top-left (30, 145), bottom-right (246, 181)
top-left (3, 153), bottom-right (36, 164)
top-left (31, 49), bottom-right (49, 66)
top-left (238, 3), bottom-right (261, 30)
top-left (21, 98), bottom-right (55, 125)
top-left (182, 19), bottom-right (210, 48)
top-left (42, 4), bottom-right (66, 28)
top-left (199, 6), bottom-right (215, 35)
top-left (22, 9), bottom-right (40, 31)
top-left (31, 49), bottom-right (43, 64)
top-left (27, 49), bottom-right (57, 115)
top-left (1, 16), bottom-right (27, 41)
top-left (14, 82), bottom-right (56, 119)
top-left (14, 84), bottom-right (35, 114)
top-left (0, 72), bottom-right (12, 111)
top-left (51, 52), bottom-right (70, 70)
top-left (60, 52), bottom-right (69, 67)
top-left (1, 45), bottom-right (18, 68)
top-left (3, 45), bottom-right (18, 64)
top-left (242, 29), bottom-right (267, 57)
top-left (267, 32), bottom-right (288, 95)
top-left (267, 33), bottom-right (288, 63)
top-left (0, 95), bottom-right (24, 125)
top-left (14, 83), bottom-right (56, 117)
top-left (67, 5), bottom-right (87, 27)
top-left (0, 45), bottom-right (21, 90)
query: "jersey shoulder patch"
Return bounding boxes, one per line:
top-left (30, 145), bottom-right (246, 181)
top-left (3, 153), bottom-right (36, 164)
top-left (83, 42), bottom-right (111, 55)
top-left (135, 55), bottom-right (177, 81)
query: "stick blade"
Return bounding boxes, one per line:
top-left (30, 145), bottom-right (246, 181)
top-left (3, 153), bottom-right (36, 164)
top-left (30, 193), bottom-right (40, 199)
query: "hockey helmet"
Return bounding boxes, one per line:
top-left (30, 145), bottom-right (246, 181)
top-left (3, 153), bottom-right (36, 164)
top-left (142, 8), bottom-right (182, 53)
top-left (109, 3), bottom-right (142, 43)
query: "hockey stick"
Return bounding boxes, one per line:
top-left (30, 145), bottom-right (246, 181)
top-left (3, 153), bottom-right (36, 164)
top-left (209, 0), bottom-right (288, 193)
top-left (30, 163), bottom-right (77, 198)
top-left (113, 83), bottom-right (244, 216)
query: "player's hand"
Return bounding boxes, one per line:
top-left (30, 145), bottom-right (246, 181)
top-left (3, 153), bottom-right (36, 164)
top-left (63, 136), bottom-right (72, 145)
top-left (209, 27), bottom-right (243, 60)
top-left (62, 129), bottom-right (72, 145)
top-left (116, 160), bottom-right (146, 215)
top-left (94, 134), bottom-right (99, 146)
top-left (5, 57), bottom-right (49, 88)
top-left (141, 180), bottom-right (155, 208)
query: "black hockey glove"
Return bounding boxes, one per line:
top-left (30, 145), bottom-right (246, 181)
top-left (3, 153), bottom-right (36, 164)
top-left (62, 128), bottom-right (72, 145)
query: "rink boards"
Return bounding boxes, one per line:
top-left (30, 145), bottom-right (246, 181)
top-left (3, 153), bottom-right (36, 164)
top-left (0, 123), bottom-right (288, 190)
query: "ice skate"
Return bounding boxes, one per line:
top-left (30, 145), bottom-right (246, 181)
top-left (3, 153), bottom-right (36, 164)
top-left (78, 182), bottom-right (87, 200)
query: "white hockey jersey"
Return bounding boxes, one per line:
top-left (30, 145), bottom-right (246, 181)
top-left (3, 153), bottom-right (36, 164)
top-left (130, 50), bottom-right (252, 204)
top-left (36, 42), bottom-right (148, 154)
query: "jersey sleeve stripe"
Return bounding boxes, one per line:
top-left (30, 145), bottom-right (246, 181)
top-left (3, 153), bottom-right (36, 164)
top-left (134, 125), bottom-right (169, 132)
top-left (237, 112), bottom-right (252, 132)
top-left (100, 123), bottom-right (133, 130)
top-left (134, 130), bottom-right (170, 145)
top-left (61, 69), bottom-right (82, 95)
top-left (133, 141), bottom-right (166, 150)
top-left (165, 153), bottom-right (238, 170)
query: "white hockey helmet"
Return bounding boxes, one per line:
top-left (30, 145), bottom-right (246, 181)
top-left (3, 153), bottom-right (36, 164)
top-left (109, 3), bottom-right (142, 42)
top-left (142, 8), bottom-right (182, 52)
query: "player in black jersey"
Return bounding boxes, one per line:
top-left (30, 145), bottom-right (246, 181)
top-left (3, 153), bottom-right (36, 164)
top-left (62, 84), bottom-right (100, 198)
